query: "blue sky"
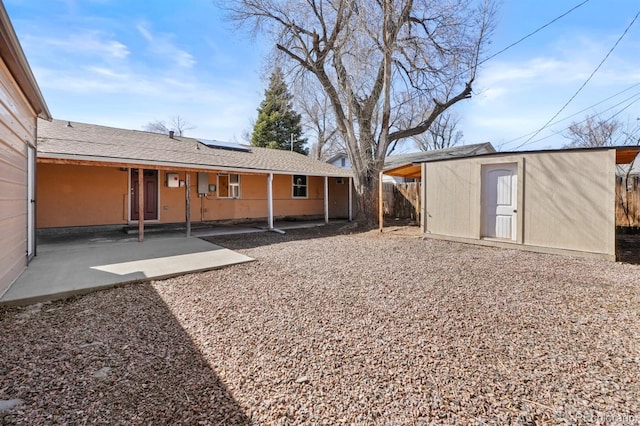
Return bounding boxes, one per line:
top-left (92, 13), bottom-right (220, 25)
top-left (5, 0), bottom-right (640, 152)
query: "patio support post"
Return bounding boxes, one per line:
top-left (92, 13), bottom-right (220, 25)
top-left (138, 168), bottom-right (144, 242)
top-left (348, 177), bottom-right (353, 222)
top-left (378, 171), bottom-right (383, 233)
top-left (267, 173), bottom-right (274, 230)
top-left (324, 176), bottom-right (329, 224)
top-left (185, 172), bottom-right (191, 237)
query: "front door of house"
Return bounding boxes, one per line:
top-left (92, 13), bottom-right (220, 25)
top-left (131, 169), bottom-right (158, 221)
top-left (482, 164), bottom-right (517, 241)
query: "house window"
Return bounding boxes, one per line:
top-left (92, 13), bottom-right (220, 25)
top-left (218, 173), bottom-right (240, 198)
top-left (292, 175), bottom-right (308, 198)
top-left (340, 157), bottom-right (346, 167)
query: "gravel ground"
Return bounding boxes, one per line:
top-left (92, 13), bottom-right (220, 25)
top-left (1, 224), bottom-right (640, 425)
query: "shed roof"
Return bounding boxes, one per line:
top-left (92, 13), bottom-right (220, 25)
top-left (0, 4), bottom-right (51, 120)
top-left (384, 144), bottom-right (640, 179)
top-left (37, 119), bottom-right (352, 177)
top-left (383, 142), bottom-right (495, 178)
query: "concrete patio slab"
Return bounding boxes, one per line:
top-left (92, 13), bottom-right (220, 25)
top-left (0, 234), bottom-right (253, 306)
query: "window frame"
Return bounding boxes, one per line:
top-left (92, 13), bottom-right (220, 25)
top-left (217, 173), bottom-right (241, 199)
top-left (292, 174), bottom-right (308, 199)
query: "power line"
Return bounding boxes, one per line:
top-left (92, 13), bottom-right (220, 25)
top-left (477, 0), bottom-right (591, 68)
top-left (497, 82), bottom-right (640, 150)
top-left (513, 8), bottom-right (640, 150)
top-left (505, 93), bottom-right (640, 148)
top-left (404, 1), bottom-right (592, 105)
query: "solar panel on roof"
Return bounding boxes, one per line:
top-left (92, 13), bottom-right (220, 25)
top-left (198, 139), bottom-right (251, 152)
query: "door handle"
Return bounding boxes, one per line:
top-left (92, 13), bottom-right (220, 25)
top-left (513, 209), bottom-right (517, 213)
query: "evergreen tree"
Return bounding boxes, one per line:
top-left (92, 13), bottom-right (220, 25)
top-left (251, 68), bottom-right (308, 154)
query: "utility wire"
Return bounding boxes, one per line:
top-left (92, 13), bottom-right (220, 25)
top-left (402, 0), bottom-right (592, 105)
top-left (496, 82), bottom-right (640, 149)
top-left (477, 0), bottom-right (591, 68)
top-left (506, 93), bottom-right (640, 148)
top-left (512, 8), bottom-right (640, 150)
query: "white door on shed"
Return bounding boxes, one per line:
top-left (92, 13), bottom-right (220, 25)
top-left (482, 164), bottom-right (517, 241)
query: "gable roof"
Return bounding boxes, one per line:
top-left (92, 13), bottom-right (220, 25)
top-left (0, 4), bottom-right (50, 120)
top-left (383, 142), bottom-right (495, 178)
top-left (326, 152), bottom-right (348, 164)
top-left (37, 119), bottom-right (352, 177)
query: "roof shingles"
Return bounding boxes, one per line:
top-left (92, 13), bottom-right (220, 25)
top-left (38, 119), bottom-right (352, 177)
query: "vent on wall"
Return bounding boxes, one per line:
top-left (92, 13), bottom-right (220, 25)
top-left (197, 139), bottom-right (251, 152)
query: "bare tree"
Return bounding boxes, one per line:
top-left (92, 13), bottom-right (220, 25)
top-left (293, 75), bottom-right (342, 160)
top-left (413, 111), bottom-right (464, 151)
top-left (143, 115), bottom-right (195, 136)
top-left (563, 114), bottom-right (624, 148)
top-left (143, 120), bottom-right (170, 135)
top-left (225, 0), bottom-right (495, 224)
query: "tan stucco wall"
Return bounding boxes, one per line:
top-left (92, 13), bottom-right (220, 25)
top-left (0, 60), bottom-right (37, 296)
top-left (37, 166), bottom-right (350, 228)
top-left (37, 164), bottom-right (129, 227)
top-left (422, 149), bottom-right (616, 259)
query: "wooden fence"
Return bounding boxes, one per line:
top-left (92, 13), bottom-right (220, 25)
top-left (617, 175), bottom-right (640, 227)
top-left (382, 182), bottom-right (421, 221)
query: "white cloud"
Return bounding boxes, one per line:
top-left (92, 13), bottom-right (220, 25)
top-left (136, 23), bottom-right (153, 42)
top-left (24, 32), bottom-right (130, 59)
top-left (136, 21), bottom-right (196, 69)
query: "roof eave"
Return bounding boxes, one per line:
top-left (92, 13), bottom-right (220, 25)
top-left (0, 4), bottom-right (51, 120)
top-left (37, 152), bottom-right (353, 178)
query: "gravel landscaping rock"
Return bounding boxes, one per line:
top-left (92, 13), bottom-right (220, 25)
top-left (1, 223), bottom-right (639, 424)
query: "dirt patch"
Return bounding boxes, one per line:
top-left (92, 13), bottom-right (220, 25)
top-left (617, 232), bottom-right (640, 264)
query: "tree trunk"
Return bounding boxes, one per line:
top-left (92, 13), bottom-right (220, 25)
top-left (353, 169), bottom-right (380, 228)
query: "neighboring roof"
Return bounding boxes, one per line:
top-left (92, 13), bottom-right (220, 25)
top-left (326, 152), bottom-right (347, 164)
top-left (0, 4), bottom-right (51, 120)
top-left (37, 119), bottom-right (352, 177)
top-left (384, 142), bottom-right (495, 178)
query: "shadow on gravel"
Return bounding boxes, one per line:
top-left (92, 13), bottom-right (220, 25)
top-left (0, 284), bottom-right (249, 425)
top-left (616, 232), bottom-right (640, 264)
top-left (202, 222), bottom-right (365, 251)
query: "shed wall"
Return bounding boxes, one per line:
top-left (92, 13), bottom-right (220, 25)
top-left (423, 150), bottom-right (616, 258)
top-left (0, 59), bottom-right (36, 296)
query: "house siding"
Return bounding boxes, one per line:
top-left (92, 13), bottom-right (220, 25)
top-left (0, 59), bottom-right (37, 297)
top-left (422, 149), bottom-right (616, 259)
top-left (37, 165), bottom-right (350, 228)
top-left (37, 164), bottom-right (128, 228)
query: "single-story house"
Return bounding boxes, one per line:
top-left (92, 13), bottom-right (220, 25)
top-left (36, 119), bottom-right (354, 236)
top-left (0, 4), bottom-right (51, 297)
top-left (382, 146), bottom-right (640, 261)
